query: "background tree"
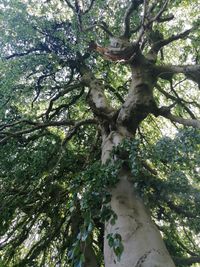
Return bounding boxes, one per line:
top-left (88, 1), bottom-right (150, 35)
top-left (0, 0), bottom-right (200, 266)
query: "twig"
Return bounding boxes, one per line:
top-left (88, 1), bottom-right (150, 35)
top-left (150, 0), bottom-right (169, 23)
top-left (64, 0), bottom-right (75, 10)
top-left (83, 0), bottom-right (96, 14)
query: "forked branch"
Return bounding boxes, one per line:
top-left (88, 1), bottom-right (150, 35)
top-left (156, 84), bottom-right (196, 119)
top-left (149, 29), bottom-right (192, 57)
top-left (83, 0), bottom-right (96, 14)
top-left (150, 0), bottom-right (169, 24)
top-left (122, 0), bottom-right (143, 39)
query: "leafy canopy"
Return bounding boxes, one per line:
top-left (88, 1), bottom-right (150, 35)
top-left (0, 0), bottom-right (200, 266)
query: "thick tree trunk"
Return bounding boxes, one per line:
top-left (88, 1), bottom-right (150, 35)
top-left (81, 58), bottom-right (176, 266)
top-left (103, 170), bottom-right (175, 267)
top-left (102, 131), bottom-right (175, 267)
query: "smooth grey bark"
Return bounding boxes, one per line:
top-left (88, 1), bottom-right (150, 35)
top-left (74, 3), bottom-right (200, 264)
top-left (80, 49), bottom-right (177, 266)
top-left (104, 171), bottom-right (175, 267)
top-left (101, 130), bottom-right (175, 267)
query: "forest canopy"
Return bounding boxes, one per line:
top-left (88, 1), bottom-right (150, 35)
top-left (0, 0), bottom-right (200, 266)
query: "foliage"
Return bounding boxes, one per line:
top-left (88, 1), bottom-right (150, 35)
top-left (0, 0), bottom-right (200, 266)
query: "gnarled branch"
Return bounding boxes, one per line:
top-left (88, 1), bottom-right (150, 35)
top-left (80, 65), bottom-right (116, 120)
top-left (122, 0), bottom-right (143, 39)
top-left (149, 29), bottom-right (191, 56)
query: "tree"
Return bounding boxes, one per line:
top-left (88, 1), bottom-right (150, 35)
top-left (0, 0), bottom-right (200, 266)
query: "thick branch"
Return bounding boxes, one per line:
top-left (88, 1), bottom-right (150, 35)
top-left (160, 111), bottom-right (200, 129)
top-left (122, 0), bottom-right (143, 39)
top-left (151, 29), bottom-right (191, 54)
top-left (80, 65), bottom-right (116, 120)
top-left (155, 64), bottom-right (200, 86)
top-left (116, 64), bottom-right (158, 133)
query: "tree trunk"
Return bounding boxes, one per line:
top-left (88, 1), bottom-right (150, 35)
top-left (81, 56), bottom-right (176, 266)
top-left (104, 170), bottom-right (175, 267)
top-left (102, 132), bottom-right (175, 267)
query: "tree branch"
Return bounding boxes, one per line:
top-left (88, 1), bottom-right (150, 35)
top-left (48, 87), bottom-right (85, 120)
top-left (75, 0), bottom-right (83, 31)
top-left (155, 64), bottom-right (200, 86)
top-left (0, 119), bottom-right (97, 144)
top-left (122, 0), bottom-right (143, 39)
top-left (150, 0), bottom-right (169, 23)
top-left (62, 119), bottom-right (98, 145)
top-left (105, 84), bottom-right (125, 103)
top-left (85, 21), bottom-right (114, 37)
top-left (157, 13), bottom-right (174, 23)
top-left (150, 29), bottom-right (191, 54)
top-left (80, 65), bottom-right (116, 120)
top-left (64, 0), bottom-right (75, 11)
top-left (146, 28), bottom-right (192, 62)
top-left (136, 0), bottom-right (171, 48)
top-left (83, 0), bottom-right (96, 14)
top-left (165, 199), bottom-right (198, 219)
top-left (156, 84), bottom-right (197, 119)
top-left (174, 256), bottom-right (200, 266)
top-left (5, 48), bottom-right (44, 60)
top-left (169, 80), bottom-right (196, 119)
top-left (160, 111), bottom-right (200, 129)
top-left (45, 83), bottom-right (84, 119)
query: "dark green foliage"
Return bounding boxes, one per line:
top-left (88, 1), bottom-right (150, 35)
top-left (127, 129), bottom-right (200, 260)
top-left (0, 0), bottom-right (200, 266)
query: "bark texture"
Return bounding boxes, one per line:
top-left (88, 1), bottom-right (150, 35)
top-left (104, 171), bottom-right (175, 267)
top-left (80, 38), bottom-right (180, 266)
top-left (102, 132), bottom-right (175, 267)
